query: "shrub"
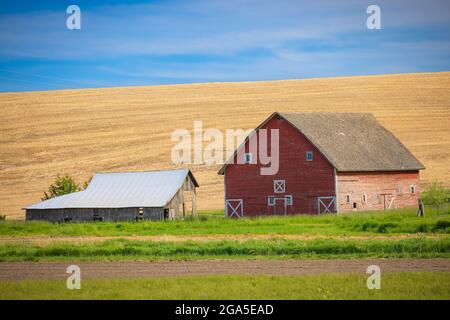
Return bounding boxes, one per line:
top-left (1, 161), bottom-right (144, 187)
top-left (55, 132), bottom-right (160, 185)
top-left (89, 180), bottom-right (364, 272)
top-left (0, 214), bottom-right (6, 221)
top-left (433, 220), bottom-right (450, 232)
top-left (42, 174), bottom-right (80, 200)
top-left (415, 224), bottom-right (429, 233)
top-left (421, 180), bottom-right (450, 215)
top-left (376, 222), bottom-right (398, 233)
top-left (360, 221), bottom-right (379, 232)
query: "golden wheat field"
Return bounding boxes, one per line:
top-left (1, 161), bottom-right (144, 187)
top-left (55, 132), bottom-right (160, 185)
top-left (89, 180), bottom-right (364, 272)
top-left (0, 72), bottom-right (449, 219)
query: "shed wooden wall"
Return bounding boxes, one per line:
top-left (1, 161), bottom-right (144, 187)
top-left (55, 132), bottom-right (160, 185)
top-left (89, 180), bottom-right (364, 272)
top-left (26, 207), bottom-right (164, 223)
top-left (165, 175), bottom-right (197, 219)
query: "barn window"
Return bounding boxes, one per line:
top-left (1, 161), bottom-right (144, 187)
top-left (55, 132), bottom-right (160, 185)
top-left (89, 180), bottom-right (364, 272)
top-left (362, 194), bottom-right (367, 204)
top-left (268, 196), bottom-right (275, 206)
top-left (244, 153), bottom-right (253, 164)
top-left (274, 180), bottom-right (286, 193)
top-left (410, 185), bottom-right (416, 194)
top-left (285, 195), bottom-right (293, 206)
top-left (306, 151), bottom-right (313, 161)
top-left (345, 194), bottom-right (351, 203)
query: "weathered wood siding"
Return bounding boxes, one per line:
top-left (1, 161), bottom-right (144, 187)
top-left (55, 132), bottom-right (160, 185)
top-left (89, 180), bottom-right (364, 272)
top-left (165, 175), bottom-right (197, 219)
top-left (224, 115), bottom-right (336, 216)
top-left (26, 207), bottom-right (164, 223)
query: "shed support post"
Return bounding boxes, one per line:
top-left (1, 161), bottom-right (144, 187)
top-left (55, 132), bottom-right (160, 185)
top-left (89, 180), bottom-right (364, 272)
top-left (191, 190), bottom-right (194, 217)
top-left (181, 190), bottom-right (185, 219)
top-left (192, 189), bottom-right (197, 216)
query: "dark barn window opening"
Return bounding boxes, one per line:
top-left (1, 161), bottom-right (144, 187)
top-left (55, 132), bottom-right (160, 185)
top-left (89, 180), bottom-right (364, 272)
top-left (93, 209), bottom-right (102, 222)
top-left (164, 208), bottom-right (169, 220)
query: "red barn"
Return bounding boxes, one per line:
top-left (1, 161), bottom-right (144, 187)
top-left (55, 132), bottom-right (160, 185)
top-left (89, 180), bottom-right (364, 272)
top-left (218, 112), bottom-right (424, 217)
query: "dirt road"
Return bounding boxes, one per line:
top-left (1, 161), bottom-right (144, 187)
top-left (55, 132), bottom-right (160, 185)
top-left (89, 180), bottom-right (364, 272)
top-left (1, 259), bottom-right (449, 281)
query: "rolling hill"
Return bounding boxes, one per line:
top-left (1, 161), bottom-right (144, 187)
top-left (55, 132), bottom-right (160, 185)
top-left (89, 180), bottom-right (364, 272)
top-left (1, 71), bottom-right (449, 219)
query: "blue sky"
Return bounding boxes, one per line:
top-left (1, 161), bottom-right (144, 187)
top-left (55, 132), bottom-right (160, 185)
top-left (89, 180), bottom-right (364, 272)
top-left (0, 0), bottom-right (449, 92)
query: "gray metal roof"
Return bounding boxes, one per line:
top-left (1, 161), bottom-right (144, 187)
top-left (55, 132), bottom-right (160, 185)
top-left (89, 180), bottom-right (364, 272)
top-left (26, 169), bottom-right (198, 210)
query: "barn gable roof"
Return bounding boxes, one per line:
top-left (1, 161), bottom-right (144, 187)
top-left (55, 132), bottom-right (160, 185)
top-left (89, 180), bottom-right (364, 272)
top-left (218, 112), bottom-right (424, 174)
top-left (25, 168), bottom-right (198, 210)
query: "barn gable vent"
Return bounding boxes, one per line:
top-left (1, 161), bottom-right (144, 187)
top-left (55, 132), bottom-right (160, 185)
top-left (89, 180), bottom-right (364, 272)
top-left (274, 180), bottom-right (286, 193)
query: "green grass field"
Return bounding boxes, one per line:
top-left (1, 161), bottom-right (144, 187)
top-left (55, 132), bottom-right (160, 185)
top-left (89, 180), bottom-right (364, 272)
top-left (1, 209), bottom-right (449, 300)
top-left (1, 208), bottom-right (449, 237)
top-left (1, 237), bottom-right (449, 261)
top-left (1, 209), bottom-right (449, 261)
top-left (1, 273), bottom-right (448, 300)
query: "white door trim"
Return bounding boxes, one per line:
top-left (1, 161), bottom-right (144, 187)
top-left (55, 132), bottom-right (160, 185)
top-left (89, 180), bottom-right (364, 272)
top-left (274, 180), bottom-right (286, 193)
top-left (226, 199), bottom-right (243, 218)
top-left (317, 196), bottom-right (336, 214)
top-left (384, 194), bottom-right (396, 211)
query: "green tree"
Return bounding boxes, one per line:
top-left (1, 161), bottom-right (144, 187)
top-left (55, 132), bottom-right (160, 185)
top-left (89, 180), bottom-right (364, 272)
top-left (421, 180), bottom-right (450, 215)
top-left (42, 174), bottom-right (80, 201)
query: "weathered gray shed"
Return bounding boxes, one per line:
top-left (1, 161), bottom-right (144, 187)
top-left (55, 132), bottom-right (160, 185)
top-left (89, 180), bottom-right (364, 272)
top-left (25, 169), bottom-right (199, 223)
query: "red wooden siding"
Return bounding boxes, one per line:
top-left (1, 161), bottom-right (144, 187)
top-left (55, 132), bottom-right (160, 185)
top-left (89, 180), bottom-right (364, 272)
top-left (337, 171), bottom-right (420, 212)
top-left (224, 116), bottom-right (336, 216)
